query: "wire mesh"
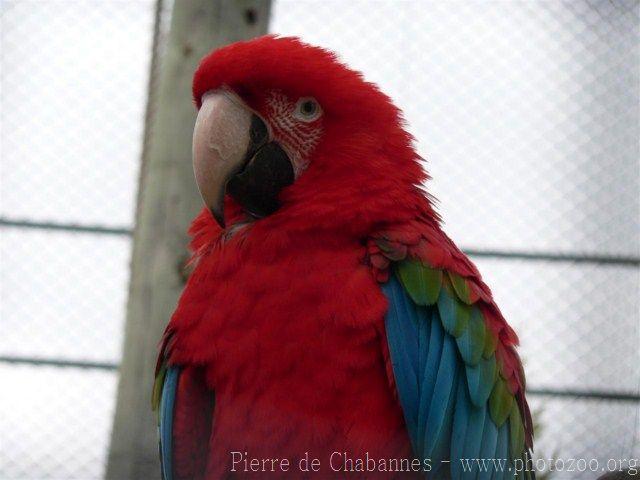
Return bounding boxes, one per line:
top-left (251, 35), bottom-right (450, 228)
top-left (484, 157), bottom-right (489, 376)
top-left (1, 0), bottom-right (155, 478)
top-left (1, 228), bottom-right (130, 364)
top-left (271, 0), bottom-right (640, 468)
top-left (0, 0), bottom-right (638, 479)
top-left (1, 0), bottom-right (154, 227)
top-left (0, 365), bottom-right (117, 480)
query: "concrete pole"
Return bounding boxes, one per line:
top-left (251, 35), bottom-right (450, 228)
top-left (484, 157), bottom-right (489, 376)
top-left (106, 1), bottom-right (271, 478)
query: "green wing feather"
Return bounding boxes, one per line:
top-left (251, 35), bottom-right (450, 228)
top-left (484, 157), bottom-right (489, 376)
top-left (397, 260), bottom-right (443, 305)
top-left (152, 362), bottom-right (167, 414)
top-left (489, 376), bottom-right (514, 426)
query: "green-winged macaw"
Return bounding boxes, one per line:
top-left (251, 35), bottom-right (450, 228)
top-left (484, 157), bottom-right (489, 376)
top-left (152, 35), bottom-right (534, 479)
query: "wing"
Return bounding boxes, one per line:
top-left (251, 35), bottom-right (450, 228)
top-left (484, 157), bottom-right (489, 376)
top-left (370, 224), bottom-right (534, 480)
top-left (152, 333), bottom-right (215, 480)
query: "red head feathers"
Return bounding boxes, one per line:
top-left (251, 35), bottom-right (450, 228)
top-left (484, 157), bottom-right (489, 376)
top-left (191, 35), bottom-right (435, 236)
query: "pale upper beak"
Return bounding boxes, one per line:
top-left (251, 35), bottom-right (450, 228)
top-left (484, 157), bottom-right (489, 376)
top-left (192, 90), bottom-right (260, 227)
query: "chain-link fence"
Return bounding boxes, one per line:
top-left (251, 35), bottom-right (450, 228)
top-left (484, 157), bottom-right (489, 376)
top-left (1, 0), bottom-right (639, 478)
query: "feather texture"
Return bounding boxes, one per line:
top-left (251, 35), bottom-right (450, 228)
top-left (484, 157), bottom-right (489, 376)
top-left (371, 224), bottom-right (533, 450)
top-left (153, 334), bottom-right (215, 480)
top-left (159, 366), bottom-right (179, 480)
top-left (466, 356), bottom-right (497, 407)
top-left (382, 261), bottom-right (533, 479)
top-left (477, 412), bottom-right (499, 480)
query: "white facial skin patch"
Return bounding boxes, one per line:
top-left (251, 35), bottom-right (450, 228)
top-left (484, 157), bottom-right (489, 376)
top-left (265, 91), bottom-right (323, 176)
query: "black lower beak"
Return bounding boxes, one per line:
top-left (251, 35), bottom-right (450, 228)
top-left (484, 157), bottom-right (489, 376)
top-left (227, 141), bottom-right (295, 220)
top-left (210, 114), bottom-right (269, 226)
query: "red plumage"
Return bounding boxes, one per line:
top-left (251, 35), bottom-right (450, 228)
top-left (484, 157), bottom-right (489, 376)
top-left (158, 35), bottom-right (531, 478)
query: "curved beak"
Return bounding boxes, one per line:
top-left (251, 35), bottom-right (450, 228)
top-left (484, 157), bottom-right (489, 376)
top-left (193, 90), bottom-right (261, 227)
top-left (192, 90), bottom-right (293, 228)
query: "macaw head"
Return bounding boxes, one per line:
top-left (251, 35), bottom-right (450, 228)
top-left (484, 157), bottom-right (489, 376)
top-left (192, 35), bottom-right (431, 234)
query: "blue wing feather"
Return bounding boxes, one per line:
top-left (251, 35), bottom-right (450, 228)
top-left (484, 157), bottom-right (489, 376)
top-left (450, 374), bottom-right (469, 478)
top-left (477, 412), bottom-right (499, 480)
top-left (423, 333), bottom-right (458, 461)
top-left (466, 357), bottom-right (496, 407)
top-left (417, 307), bottom-right (441, 455)
top-left (462, 402), bottom-right (488, 477)
top-left (493, 422), bottom-right (510, 480)
top-left (464, 403), bottom-right (488, 462)
top-left (456, 307), bottom-right (485, 365)
top-left (384, 275), bottom-right (421, 444)
top-left (159, 366), bottom-right (180, 480)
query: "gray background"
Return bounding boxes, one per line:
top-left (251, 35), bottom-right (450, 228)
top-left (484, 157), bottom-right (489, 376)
top-left (1, 0), bottom-right (638, 478)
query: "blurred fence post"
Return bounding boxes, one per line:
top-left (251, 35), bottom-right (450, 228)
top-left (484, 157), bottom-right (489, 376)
top-left (106, 1), bottom-right (271, 478)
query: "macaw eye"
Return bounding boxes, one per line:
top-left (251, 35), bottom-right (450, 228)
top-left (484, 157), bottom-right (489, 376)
top-left (294, 97), bottom-right (322, 122)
